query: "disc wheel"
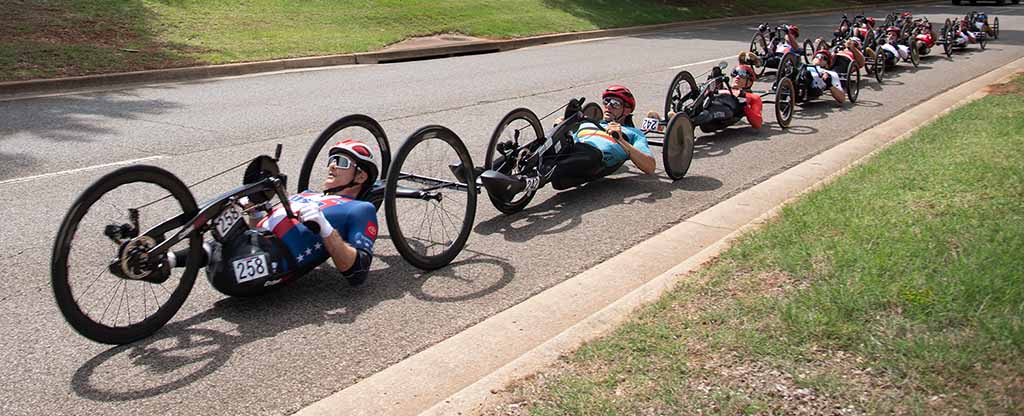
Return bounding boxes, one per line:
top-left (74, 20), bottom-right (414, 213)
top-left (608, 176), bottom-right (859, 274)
top-left (662, 113), bottom-right (696, 180)
top-left (297, 114), bottom-right (391, 208)
top-left (52, 165), bottom-right (202, 345)
top-left (749, 33), bottom-right (769, 77)
top-left (872, 52), bottom-right (885, 83)
top-left (775, 78), bottom-right (796, 128)
top-left (384, 125), bottom-right (477, 270)
top-left (664, 70), bottom-right (699, 119)
top-left (483, 108), bottom-right (544, 214)
top-left (993, 17), bottom-right (999, 40)
top-left (846, 63), bottom-right (861, 103)
top-left (582, 102), bottom-right (603, 121)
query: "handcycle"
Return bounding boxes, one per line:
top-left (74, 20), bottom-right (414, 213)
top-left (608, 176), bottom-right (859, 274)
top-left (475, 97), bottom-right (692, 214)
top-left (749, 23), bottom-right (814, 78)
top-left (775, 53), bottom-right (859, 106)
top-left (652, 61), bottom-right (795, 145)
top-left (52, 119), bottom-right (478, 344)
top-left (817, 14), bottom-right (885, 87)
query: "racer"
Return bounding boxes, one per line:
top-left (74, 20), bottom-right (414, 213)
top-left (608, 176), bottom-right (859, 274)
top-left (549, 85), bottom-right (656, 190)
top-left (879, 27), bottom-right (911, 66)
top-left (684, 52), bottom-right (765, 130)
top-left (777, 24), bottom-right (801, 55)
top-left (172, 140), bottom-right (380, 287)
top-left (805, 50), bottom-right (847, 104)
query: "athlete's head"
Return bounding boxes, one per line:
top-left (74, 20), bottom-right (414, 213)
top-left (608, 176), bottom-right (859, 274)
top-left (731, 64), bottom-right (756, 89)
top-left (601, 85), bottom-right (636, 122)
top-left (812, 50), bottom-right (832, 68)
top-left (324, 140), bottom-right (378, 196)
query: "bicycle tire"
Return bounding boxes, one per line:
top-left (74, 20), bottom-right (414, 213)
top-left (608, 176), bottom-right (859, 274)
top-left (51, 165), bottom-right (201, 344)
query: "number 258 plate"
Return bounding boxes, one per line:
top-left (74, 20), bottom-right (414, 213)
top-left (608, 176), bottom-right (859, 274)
top-left (213, 204), bottom-right (243, 240)
top-left (233, 254), bottom-right (270, 283)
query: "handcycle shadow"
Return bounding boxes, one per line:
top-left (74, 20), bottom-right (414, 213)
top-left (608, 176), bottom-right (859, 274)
top-left (793, 100), bottom-right (852, 121)
top-left (69, 246), bottom-right (514, 401)
top-left (691, 121), bottom-right (817, 159)
top-left (473, 174), bottom-right (681, 243)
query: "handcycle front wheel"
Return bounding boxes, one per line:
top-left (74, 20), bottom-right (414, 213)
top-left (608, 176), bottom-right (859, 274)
top-left (662, 113), bottom-right (696, 180)
top-left (845, 63), bottom-right (861, 103)
top-left (910, 41), bottom-right (921, 67)
top-left (775, 77), bottom-right (796, 128)
top-left (664, 70), bottom-right (698, 119)
top-left (51, 165), bottom-right (203, 345)
top-left (384, 125), bottom-right (477, 270)
top-left (484, 108), bottom-right (544, 214)
top-left (297, 114), bottom-right (391, 207)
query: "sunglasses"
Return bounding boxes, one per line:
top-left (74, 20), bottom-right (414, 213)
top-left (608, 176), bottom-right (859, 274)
top-left (731, 68), bottom-right (752, 79)
top-left (603, 98), bottom-right (624, 109)
top-left (327, 154), bottom-right (354, 170)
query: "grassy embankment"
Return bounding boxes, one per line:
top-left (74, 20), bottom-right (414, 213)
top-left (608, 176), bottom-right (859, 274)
top-left (5, 0), bottom-right (909, 81)
top-left (490, 75), bottom-right (1024, 415)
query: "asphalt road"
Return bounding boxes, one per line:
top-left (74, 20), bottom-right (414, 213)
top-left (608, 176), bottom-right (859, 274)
top-left (2, 3), bottom-right (1022, 415)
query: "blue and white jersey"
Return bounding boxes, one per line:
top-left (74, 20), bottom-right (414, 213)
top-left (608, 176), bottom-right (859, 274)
top-left (573, 121), bottom-right (653, 168)
top-left (256, 191), bottom-right (377, 272)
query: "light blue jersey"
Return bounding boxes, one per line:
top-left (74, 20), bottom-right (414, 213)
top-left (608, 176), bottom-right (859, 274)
top-left (573, 121), bottom-right (653, 167)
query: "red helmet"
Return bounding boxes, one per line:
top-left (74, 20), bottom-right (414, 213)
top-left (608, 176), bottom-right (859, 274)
top-left (788, 25), bottom-right (800, 38)
top-left (901, 12), bottom-right (912, 19)
top-left (731, 64), bottom-right (757, 82)
top-left (329, 139), bottom-right (379, 188)
top-left (813, 50), bottom-right (832, 64)
top-left (887, 26), bottom-right (901, 34)
top-left (865, 17), bottom-right (876, 27)
top-left (602, 85), bottom-right (636, 114)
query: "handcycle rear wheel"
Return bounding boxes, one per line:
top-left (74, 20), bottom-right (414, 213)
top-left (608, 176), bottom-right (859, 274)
top-left (664, 70), bottom-right (698, 119)
top-left (484, 108), bottom-right (543, 214)
top-left (872, 52), bottom-right (885, 83)
top-left (662, 113), bottom-right (696, 180)
top-left (803, 39), bottom-right (816, 64)
top-left (51, 165), bottom-right (202, 345)
top-left (384, 125), bottom-right (477, 270)
top-left (775, 78), bottom-right (796, 128)
top-left (297, 114), bottom-right (392, 208)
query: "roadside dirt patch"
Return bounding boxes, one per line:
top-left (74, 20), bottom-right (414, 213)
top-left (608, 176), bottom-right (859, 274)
top-left (983, 72), bottom-right (1024, 96)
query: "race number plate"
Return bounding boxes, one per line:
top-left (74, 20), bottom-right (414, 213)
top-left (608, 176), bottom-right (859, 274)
top-left (641, 117), bottom-right (661, 132)
top-left (233, 254), bottom-right (270, 283)
top-left (213, 203), bottom-right (243, 240)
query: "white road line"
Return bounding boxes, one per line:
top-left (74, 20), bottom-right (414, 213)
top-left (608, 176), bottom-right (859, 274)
top-left (669, 55), bottom-right (735, 70)
top-left (0, 155), bottom-right (166, 186)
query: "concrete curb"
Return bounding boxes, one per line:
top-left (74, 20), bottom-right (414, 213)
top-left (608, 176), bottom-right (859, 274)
top-left (0, 1), bottom-right (937, 97)
top-left (291, 56), bottom-right (1024, 416)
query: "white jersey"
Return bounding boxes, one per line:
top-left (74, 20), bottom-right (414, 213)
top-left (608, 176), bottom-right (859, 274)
top-left (807, 66), bottom-right (843, 92)
top-left (881, 43), bottom-right (910, 60)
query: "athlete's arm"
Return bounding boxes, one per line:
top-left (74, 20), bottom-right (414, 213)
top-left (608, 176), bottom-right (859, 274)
top-left (321, 230), bottom-right (361, 272)
top-left (608, 123), bottom-right (656, 175)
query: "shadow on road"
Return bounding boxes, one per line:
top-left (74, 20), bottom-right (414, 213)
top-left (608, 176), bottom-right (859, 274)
top-left (69, 244), bottom-right (513, 401)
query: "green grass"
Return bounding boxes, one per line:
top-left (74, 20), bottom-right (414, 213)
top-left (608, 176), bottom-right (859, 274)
top-left (495, 77), bottom-right (1024, 415)
top-left (3, 0), bottom-right (911, 80)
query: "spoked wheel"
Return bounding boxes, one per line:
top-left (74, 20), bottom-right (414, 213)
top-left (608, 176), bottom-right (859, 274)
top-left (384, 125), bottom-right (477, 270)
top-left (483, 108), bottom-right (544, 214)
top-left (582, 102), bottom-right (603, 121)
top-left (775, 78), bottom-right (796, 128)
top-left (910, 41), bottom-right (921, 67)
top-left (749, 33), bottom-right (769, 77)
top-left (802, 39), bottom-right (816, 64)
top-left (993, 17), bottom-right (999, 40)
top-left (51, 165), bottom-right (202, 345)
top-left (664, 70), bottom-right (698, 119)
top-left (843, 65), bottom-right (860, 105)
top-left (662, 113), bottom-right (696, 180)
top-left (777, 53), bottom-right (799, 81)
top-left (297, 114), bottom-right (392, 208)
